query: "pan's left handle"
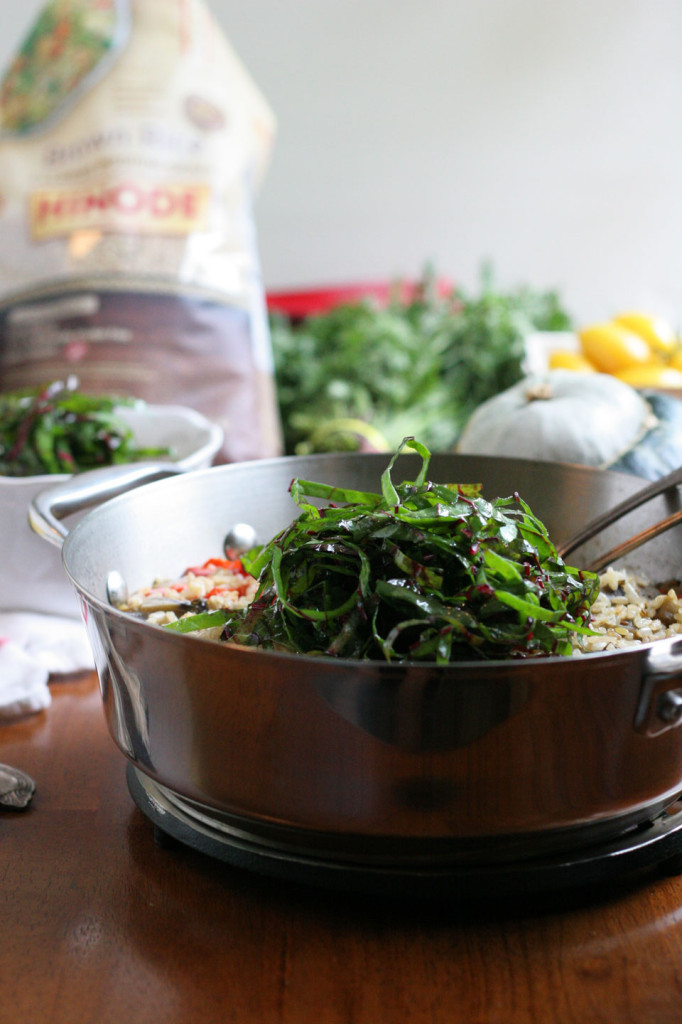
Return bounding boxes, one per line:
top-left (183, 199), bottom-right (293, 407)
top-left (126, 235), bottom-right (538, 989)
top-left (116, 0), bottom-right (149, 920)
top-left (29, 462), bottom-right (183, 547)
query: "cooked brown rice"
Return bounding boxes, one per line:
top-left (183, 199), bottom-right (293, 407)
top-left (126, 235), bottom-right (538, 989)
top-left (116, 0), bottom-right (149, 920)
top-left (573, 566), bottom-right (682, 655)
top-left (121, 557), bottom-right (682, 657)
top-left (119, 557), bottom-right (257, 629)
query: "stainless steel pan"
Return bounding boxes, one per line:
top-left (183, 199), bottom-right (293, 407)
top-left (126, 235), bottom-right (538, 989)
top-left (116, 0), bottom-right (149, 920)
top-left (30, 453), bottom-right (682, 866)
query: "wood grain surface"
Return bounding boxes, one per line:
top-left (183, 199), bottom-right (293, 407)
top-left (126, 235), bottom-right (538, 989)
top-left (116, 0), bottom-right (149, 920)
top-left (2, 673), bottom-right (682, 1024)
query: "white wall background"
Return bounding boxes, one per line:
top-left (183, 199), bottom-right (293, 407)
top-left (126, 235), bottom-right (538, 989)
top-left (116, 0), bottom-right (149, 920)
top-left (2, 0), bottom-right (681, 323)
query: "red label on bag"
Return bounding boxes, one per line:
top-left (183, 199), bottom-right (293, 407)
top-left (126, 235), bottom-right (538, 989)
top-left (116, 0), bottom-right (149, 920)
top-left (29, 181), bottom-right (210, 239)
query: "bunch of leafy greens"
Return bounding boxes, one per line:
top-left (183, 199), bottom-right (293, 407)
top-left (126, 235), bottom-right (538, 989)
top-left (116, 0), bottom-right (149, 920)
top-left (187, 438), bottom-right (597, 662)
top-left (0, 378), bottom-right (171, 476)
top-left (270, 268), bottom-right (573, 456)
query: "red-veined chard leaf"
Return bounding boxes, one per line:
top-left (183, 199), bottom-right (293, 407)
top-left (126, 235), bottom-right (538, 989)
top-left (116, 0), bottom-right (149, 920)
top-left (217, 437), bottom-right (600, 662)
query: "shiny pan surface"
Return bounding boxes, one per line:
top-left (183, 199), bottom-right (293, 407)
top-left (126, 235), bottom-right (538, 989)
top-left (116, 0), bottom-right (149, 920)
top-left (33, 453), bottom-right (682, 865)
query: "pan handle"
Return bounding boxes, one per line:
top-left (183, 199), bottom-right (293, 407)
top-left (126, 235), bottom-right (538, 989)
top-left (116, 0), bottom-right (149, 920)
top-left (28, 462), bottom-right (183, 548)
top-left (557, 463), bottom-right (682, 561)
top-left (635, 638), bottom-right (682, 736)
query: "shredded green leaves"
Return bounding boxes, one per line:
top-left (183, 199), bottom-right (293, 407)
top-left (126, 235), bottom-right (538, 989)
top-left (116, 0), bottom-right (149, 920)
top-left (0, 378), bottom-right (172, 476)
top-left (220, 438), bottom-right (599, 663)
top-left (164, 610), bottom-right (232, 634)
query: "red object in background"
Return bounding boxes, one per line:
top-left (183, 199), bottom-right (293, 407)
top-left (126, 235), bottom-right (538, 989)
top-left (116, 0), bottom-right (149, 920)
top-left (266, 279), bottom-right (454, 320)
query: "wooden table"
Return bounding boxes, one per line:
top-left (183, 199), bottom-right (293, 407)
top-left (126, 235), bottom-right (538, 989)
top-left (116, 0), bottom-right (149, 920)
top-left (3, 673), bottom-right (682, 1024)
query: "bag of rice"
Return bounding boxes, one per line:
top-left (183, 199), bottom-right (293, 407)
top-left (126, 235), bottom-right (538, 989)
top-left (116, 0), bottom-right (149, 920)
top-left (0, 0), bottom-right (281, 463)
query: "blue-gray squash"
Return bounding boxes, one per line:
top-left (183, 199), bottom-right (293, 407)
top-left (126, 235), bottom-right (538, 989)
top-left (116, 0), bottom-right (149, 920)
top-left (456, 370), bottom-right (682, 481)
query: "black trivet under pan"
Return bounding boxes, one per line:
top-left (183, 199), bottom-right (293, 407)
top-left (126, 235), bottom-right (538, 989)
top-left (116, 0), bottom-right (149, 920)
top-left (127, 764), bottom-right (682, 902)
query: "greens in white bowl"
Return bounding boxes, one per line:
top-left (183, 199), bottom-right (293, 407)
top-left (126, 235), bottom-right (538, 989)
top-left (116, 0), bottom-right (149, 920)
top-left (0, 384), bottom-right (223, 617)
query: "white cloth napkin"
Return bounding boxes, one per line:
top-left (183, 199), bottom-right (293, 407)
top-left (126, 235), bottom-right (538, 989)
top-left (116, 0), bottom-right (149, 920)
top-left (0, 613), bottom-right (95, 720)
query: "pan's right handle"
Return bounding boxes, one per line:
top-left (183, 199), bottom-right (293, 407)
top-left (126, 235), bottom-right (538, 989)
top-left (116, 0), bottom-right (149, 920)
top-left (29, 462), bottom-right (183, 548)
top-left (635, 638), bottom-right (682, 736)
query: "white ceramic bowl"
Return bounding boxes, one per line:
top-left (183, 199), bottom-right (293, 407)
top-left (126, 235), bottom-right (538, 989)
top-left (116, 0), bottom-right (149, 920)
top-left (0, 403), bottom-right (223, 617)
